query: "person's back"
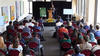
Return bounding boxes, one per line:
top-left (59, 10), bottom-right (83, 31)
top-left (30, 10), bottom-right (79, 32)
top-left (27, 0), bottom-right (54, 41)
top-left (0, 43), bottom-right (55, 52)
top-left (7, 21), bottom-right (14, 30)
top-left (94, 25), bottom-right (100, 37)
top-left (72, 46), bottom-right (85, 56)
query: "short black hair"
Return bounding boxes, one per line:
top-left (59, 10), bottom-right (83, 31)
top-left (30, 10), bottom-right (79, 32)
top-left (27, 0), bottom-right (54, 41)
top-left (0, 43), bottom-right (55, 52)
top-left (9, 21), bottom-right (12, 25)
top-left (96, 25), bottom-right (99, 30)
top-left (97, 39), bottom-right (100, 45)
top-left (74, 46), bottom-right (80, 54)
top-left (61, 25), bottom-right (64, 27)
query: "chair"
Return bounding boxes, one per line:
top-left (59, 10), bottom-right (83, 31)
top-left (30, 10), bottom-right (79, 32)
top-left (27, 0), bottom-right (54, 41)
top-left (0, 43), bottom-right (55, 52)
top-left (60, 42), bottom-right (71, 56)
top-left (5, 41), bottom-right (11, 48)
top-left (89, 42), bottom-right (96, 46)
top-left (30, 49), bottom-right (35, 56)
top-left (17, 29), bottom-right (23, 33)
top-left (61, 42), bottom-right (71, 49)
top-left (96, 37), bottom-right (100, 40)
top-left (8, 50), bottom-right (20, 56)
top-left (94, 49), bottom-right (100, 56)
top-left (81, 49), bottom-right (92, 56)
top-left (22, 32), bottom-right (29, 40)
top-left (64, 49), bottom-right (75, 56)
top-left (34, 28), bottom-right (40, 32)
top-left (28, 42), bottom-right (38, 49)
top-left (0, 49), bottom-right (6, 56)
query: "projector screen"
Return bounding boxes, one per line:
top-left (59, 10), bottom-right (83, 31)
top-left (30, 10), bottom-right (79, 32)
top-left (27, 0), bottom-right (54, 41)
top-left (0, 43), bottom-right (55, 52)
top-left (63, 9), bottom-right (73, 15)
top-left (40, 7), bottom-right (47, 17)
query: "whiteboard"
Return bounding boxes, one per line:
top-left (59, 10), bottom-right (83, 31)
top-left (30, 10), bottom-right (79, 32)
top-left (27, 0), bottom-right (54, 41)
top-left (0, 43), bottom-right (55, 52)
top-left (63, 9), bottom-right (73, 15)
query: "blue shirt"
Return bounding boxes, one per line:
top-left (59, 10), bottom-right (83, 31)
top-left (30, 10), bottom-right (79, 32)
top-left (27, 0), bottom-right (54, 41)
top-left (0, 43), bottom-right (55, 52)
top-left (94, 30), bottom-right (100, 37)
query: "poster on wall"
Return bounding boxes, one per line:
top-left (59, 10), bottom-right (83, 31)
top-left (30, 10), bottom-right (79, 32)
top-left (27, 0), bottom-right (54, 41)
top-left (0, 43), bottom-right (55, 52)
top-left (10, 6), bottom-right (15, 21)
top-left (15, 1), bottom-right (20, 19)
top-left (1, 7), bottom-right (9, 24)
top-left (0, 16), bottom-right (4, 26)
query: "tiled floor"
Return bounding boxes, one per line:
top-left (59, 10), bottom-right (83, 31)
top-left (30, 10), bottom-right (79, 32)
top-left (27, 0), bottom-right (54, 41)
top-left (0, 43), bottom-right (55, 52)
top-left (41, 26), bottom-right (60, 56)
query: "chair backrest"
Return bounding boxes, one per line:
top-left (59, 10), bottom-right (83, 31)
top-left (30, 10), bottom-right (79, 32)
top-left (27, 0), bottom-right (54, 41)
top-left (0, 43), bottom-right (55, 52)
top-left (5, 41), bottom-right (11, 48)
top-left (17, 29), bottom-right (23, 33)
top-left (30, 49), bottom-right (35, 56)
top-left (22, 32), bottom-right (29, 37)
top-left (96, 37), bottom-right (100, 40)
top-left (64, 49), bottom-right (75, 56)
top-left (9, 50), bottom-right (20, 56)
top-left (89, 42), bottom-right (97, 47)
top-left (61, 42), bottom-right (71, 49)
top-left (94, 49), bottom-right (100, 56)
top-left (81, 49), bottom-right (92, 56)
top-left (28, 42), bottom-right (38, 48)
top-left (0, 49), bottom-right (6, 56)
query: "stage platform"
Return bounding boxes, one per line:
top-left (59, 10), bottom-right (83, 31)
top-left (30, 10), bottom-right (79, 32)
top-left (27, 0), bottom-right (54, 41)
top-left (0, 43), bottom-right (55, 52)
top-left (43, 22), bottom-right (56, 26)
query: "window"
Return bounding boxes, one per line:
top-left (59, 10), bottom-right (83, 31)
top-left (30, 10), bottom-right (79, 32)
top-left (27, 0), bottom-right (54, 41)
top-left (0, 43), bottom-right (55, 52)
top-left (97, 0), bottom-right (100, 24)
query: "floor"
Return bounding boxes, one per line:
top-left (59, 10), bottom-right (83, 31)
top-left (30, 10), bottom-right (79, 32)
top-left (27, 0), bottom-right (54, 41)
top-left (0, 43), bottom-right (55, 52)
top-left (41, 26), bottom-right (60, 56)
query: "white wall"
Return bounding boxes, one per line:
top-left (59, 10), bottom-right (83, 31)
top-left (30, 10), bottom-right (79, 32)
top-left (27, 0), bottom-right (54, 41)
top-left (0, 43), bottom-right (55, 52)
top-left (88, 0), bottom-right (95, 25)
top-left (0, 0), bottom-right (29, 33)
top-left (97, 0), bottom-right (100, 24)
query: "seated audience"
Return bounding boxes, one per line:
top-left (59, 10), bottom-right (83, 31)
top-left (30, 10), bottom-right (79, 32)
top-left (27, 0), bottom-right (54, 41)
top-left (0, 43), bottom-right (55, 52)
top-left (23, 23), bottom-right (32, 38)
top-left (72, 46), bottom-right (85, 56)
top-left (89, 24), bottom-right (95, 33)
top-left (56, 16), bottom-right (63, 23)
top-left (18, 22), bottom-right (25, 29)
top-left (31, 17), bottom-right (36, 23)
top-left (92, 39), bottom-right (100, 52)
top-left (58, 25), bottom-right (68, 38)
top-left (38, 17), bottom-right (44, 31)
top-left (67, 21), bottom-right (74, 30)
top-left (94, 25), bottom-right (100, 37)
top-left (6, 21), bottom-right (14, 31)
top-left (79, 35), bottom-right (92, 50)
top-left (8, 37), bottom-right (23, 56)
top-left (60, 33), bottom-right (71, 43)
top-left (34, 22), bottom-right (45, 41)
top-left (83, 23), bottom-right (90, 31)
top-left (25, 19), bottom-right (34, 27)
top-left (13, 18), bottom-right (19, 26)
top-left (79, 24), bottom-right (86, 34)
top-left (87, 30), bottom-right (97, 43)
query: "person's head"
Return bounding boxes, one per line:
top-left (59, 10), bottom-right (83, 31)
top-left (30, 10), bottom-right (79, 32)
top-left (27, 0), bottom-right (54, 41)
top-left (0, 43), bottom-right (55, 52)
top-left (9, 21), bottom-right (13, 25)
top-left (32, 17), bottom-right (34, 19)
top-left (68, 21), bottom-right (72, 26)
top-left (96, 25), bottom-right (99, 30)
top-left (16, 18), bottom-right (18, 21)
top-left (63, 32), bottom-right (69, 39)
top-left (61, 25), bottom-right (65, 28)
top-left (34, 22), bottom-right (39, 26)
top-left (90, 24), bottom-right (93, 29)
top-left (80, 24), bottom-right (83, 28)
top-left (58, 16), bottom-right (61, 20)
top-left (97, 39), bottom-right (100, 45)
top-left (29, 19), bottom-right (32, 22)
top-left (40, 17), bottom-right (42, 20)
top-left (83, 35), bottom-right (88, 42)
top-left (74, 46), bottom-right (80, 54)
